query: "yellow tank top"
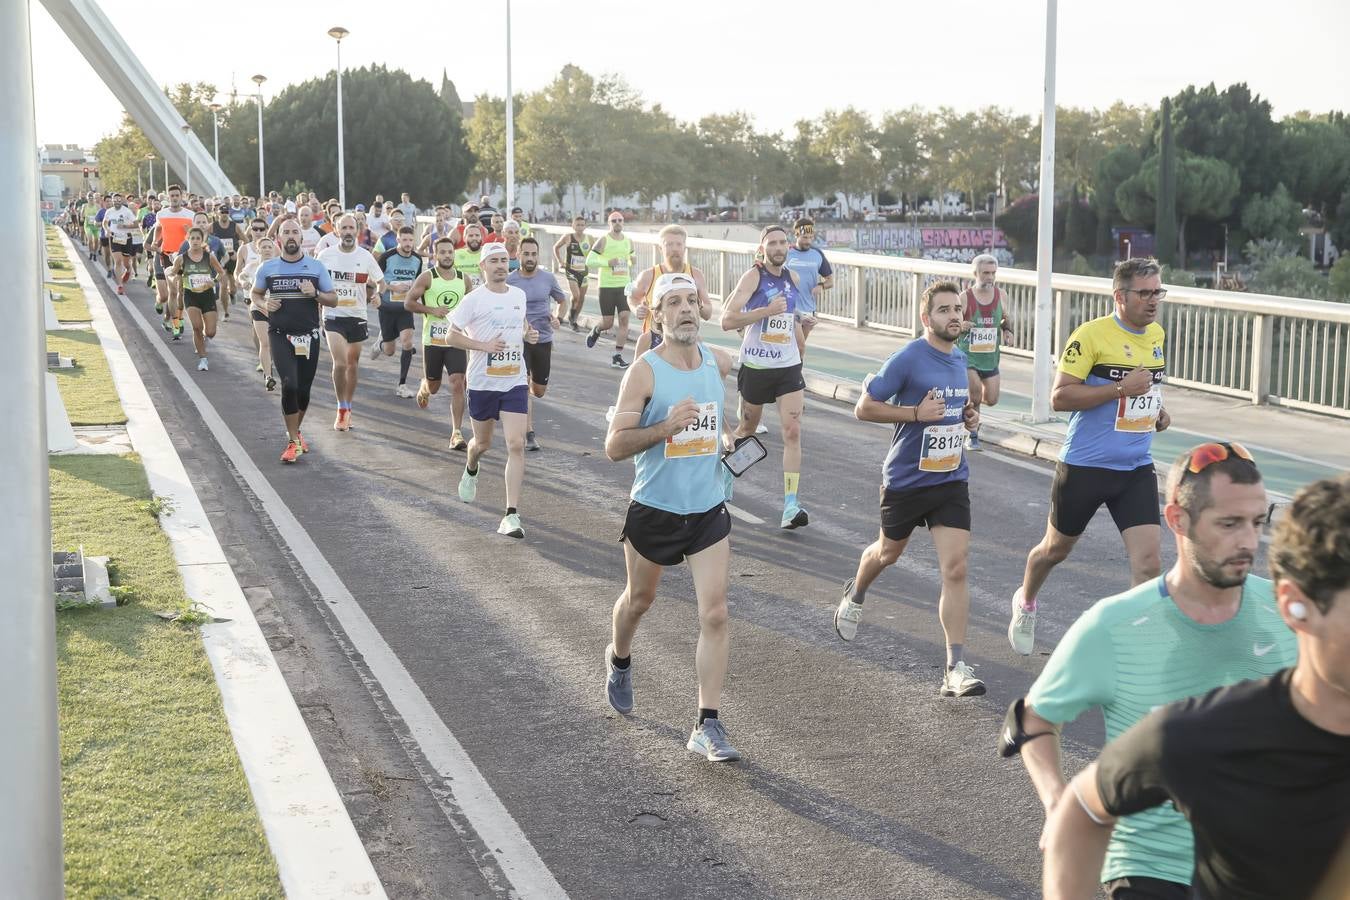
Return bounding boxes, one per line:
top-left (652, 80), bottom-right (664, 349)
top-left (639, 261), bottom-right (692, 333)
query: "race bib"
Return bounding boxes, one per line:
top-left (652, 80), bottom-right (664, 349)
top-left (486, 348), bottom-right (522, 377)
top-left (220, 238), bottom-right (235, 252)
top-left (1116, 384), bottom-right (1162, 432)
top-left (918, 423), bottom-right (966, 472)
top-left (336, 286), bottom-right (361, 308)
top-left (969, 327), bottom-right (998, 354)
top-left (428, 320), bottom-right (450, 346)
top-left (762, 313), bottom-right (794, 345)
top-left (187, 273), bottom-right (213, 292)
top-left (612, 259), bottom-right (628, 276)
top-left (569, 253), bottom-right (586, 270)
top-left (287, 333), bottom-right (312, 358)
top-left (665, 402), bottom-right (718, 458)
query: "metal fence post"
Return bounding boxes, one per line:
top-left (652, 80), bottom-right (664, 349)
top-left (718, 251), bottom-right (729, 301)
top-left (1053, 290), bottom-right (1070, 356)
top-left (852, 267), bottom-right (866, 327)
top-left (2, 1), bottom-right (63, 895)
top-left (908, 272), bottom-right (922, 334)
top-left (1250, 313), bottom-right (1273, 405)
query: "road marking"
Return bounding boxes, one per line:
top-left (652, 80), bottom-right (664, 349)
top-left (106, 284), bottom-right (568, 898)
top-left (726, 503), bottom-right (765, 525)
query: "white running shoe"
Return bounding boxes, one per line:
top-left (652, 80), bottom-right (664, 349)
top-left (940, 661), bottom-right (986, 697)
top-left (368, 341), bottom-right (384, 360)
top-left (497, 513), bottom-right (524, 539)
top-left (395, 383), bottom-right (415, 399)
top-left (458, 467), bottom-right (478, 503)
top-left (755, 422), bottom-right (769, 435)
top-left (834, 578), bottom-right (863, 642)
top-left (196, 357), bottom-right (209, 371)
top-left (1008, 588), bottom-right (1037, 656)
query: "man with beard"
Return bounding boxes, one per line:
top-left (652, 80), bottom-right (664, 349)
top-left (1002, 442), bottom-right (1293, 900)
top-left (584, 210), bottom-right (635, 369)
top-left (318, 214), bottom-right (383, 431)
top-left (831, 281), bottom-right (985, 698)
top-left (721, 225), bottom-right (809, 529)
top-left (506, 236), bottom-right (568, 451)
top-left (252, 219), bottom-right (338, 463)
top-left (405, 237), bottom-right (471, 451)
top-left (455, 222), bottom-right (485, 288)
top-left (629, 224), bottom-right (712, 333)
top-left (603, 273), bottom-right (739, 762)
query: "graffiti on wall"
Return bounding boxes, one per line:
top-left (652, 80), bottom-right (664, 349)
top-left (820, 225), bottom-right (1014, 266)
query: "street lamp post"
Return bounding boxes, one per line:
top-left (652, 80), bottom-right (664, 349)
top-left (328, 27), bottom-right (349, 210)
top-left (504, 0), bottom-right (515, 211)
top-left (147, 154), bottom-right (155, 193)
top-left (208, 102), bottom-right (221, 165)
top-left (252, 74), bottom-right (267, 199)
top-left (180, 123), bottom-right (192, 195)
top-left (1030, 0), bottom-right (1058, 423)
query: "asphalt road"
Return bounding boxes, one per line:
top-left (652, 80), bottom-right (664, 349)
top-left (92, 263), bottom-right (1246, 900)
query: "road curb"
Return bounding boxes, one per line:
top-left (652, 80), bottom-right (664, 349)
top-left (63, 232), bottom-right (387, 900)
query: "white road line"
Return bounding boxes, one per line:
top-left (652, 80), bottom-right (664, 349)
top-left (105, 277), bottom-right (568, 898)
top-left (726, 503), bottom-right (765, 525)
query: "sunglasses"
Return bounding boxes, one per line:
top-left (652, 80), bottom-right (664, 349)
top-left (1124, 288), bottom-right (1168, 301)
top-left (1170, 442), bottom-right (1256, 503)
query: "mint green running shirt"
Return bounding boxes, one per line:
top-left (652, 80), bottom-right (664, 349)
top-left (1025, 575), bottom-right (1296, 886)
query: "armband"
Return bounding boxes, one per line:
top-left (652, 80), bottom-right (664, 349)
top-left (997, 698), bottom-right (1056, 758)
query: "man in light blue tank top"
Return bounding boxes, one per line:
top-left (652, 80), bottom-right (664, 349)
top-left (604, 273), bottom-right (743, 763)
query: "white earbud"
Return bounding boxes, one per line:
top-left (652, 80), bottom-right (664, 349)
top-left (1290, 601), bottom-right (1308, 621)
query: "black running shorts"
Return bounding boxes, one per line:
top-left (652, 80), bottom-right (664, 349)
top-left (880, 480), bottom-right (971, 541)
top-left (737, 363), bottom-right (806, 406)
top-left (1049, 461), bottom-right (1159, 537)
top-left (620, 500), bottom-right (730, 567)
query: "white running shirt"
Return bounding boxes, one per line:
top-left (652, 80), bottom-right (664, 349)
top-left (450, 284), bottom-right (528, 393)
top-left (318, 245), bottom-right (383, 319)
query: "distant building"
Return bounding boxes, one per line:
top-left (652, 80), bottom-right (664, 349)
top-left (40, 144), bottom-right (97, 209)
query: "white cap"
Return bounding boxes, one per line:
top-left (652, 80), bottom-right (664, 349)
top-left (480, 242), bottom-right (508, 260)
top-left (653, 272), bottom-right (697, 302)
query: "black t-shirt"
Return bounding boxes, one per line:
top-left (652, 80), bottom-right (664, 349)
top-left (1097, 669), bottom-right (1350, 900)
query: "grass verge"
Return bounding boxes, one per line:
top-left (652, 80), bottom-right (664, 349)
top-left (47, 281), bottom-right (91, 323)
top-left (52, 454), bottom-right (282, 899)
top-left (46, 329), bottom-right (127, 426)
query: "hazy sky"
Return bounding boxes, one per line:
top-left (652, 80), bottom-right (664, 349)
top-left (31, 0), bottom-right (1350, 147)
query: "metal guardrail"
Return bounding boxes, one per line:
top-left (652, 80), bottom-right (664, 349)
top-left (418, 218), bottom-right (1350, 418)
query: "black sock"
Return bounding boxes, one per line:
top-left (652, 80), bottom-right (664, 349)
top-left (399, 348), bottom-right (415, 384)
top-left (698, 708), bottom-right (718, 725)
top-left (848, 582), bottom-right (866, 605)
top-left (506, 506), bottom-right (517, 516)
top-left (466, 465), bottom-right (478, 476)
top-left (611, 652), bottom-right (630, 670)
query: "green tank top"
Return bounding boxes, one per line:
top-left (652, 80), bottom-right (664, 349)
top-left (421, 269), bottom-right (467, 347)
top-left (181, 251), bottom-right (215, 293)
top-left (596, 235), bottom-right (633, 288)
top-left (956, 287), bottom-right (1004, 371)
top-left (454, 247), bottom-right (481, 284)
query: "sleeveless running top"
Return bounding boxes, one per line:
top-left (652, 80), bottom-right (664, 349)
top-left (421, 268), bottom-right (468, 347)
top-left (454, 247), bottom-right (481, 286)
top-left (632, 344), bottom-right (726, 515)
top-left (564, 234), bottom-right (591, 274)
top-left (594, 235), bottom-right (633, 289)
top-left (640, 261), bottom-right (692, 334)
top-left (238, 241), bottom-right (268, 289)
top-left (739, 265), bottom-right (801, 370)
top-left (180, 250), bottom-right (215, 294)
top-left (956, 286), bottom-right (1005, 372)
top-left (211, 221), bottom-right (238, 255)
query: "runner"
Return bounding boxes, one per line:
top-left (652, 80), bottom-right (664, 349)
top-left (552, 215), bottom-right (591, 331)
top-left (370, 225), bottom-right (424, 399)
top-left (1009, 257), bottom-right (1170, 655)
top-left (447, 243), bottom-right (537, 538)
top-left (366, 201), bottom-right (390, 245)
top-left (211, 204), bottom-right (244, 317)
top-left (956, 253), bottom-right (1013, 450)
top-left (238, 227), bottom-right (279, 390)
top-left (603, 272), bottom-right (741, 762)
top-left (506, 236), bottom-right (567, 452)
top-left (416, 206), bottom-right (454, 256)
top-left (150, 185), bottom-right (195, 338)
top-left (1005, 441), bottom-right (1290, 899)
top-left (82, 192), bottom-right (102, 261)
top-left (291, 205), bottom-right (324, 256)
top-left (584, 211), bottom-right (635, 369)
top-left (101, 192), bottom-right (138, 295)
top-left (455, 222), bottom-right (484, 289)
top-left (500, 221), bottom-right (522, 271)
top-left (831, 280), bottom-right (984, 697)
top-left (171, 226), bottom-right (228, 370)
top-left (509, 206), bottom-right (531, 237)
top-left (404, 237), bottom-right (470, 451)
top-left (94, 195), bottom-right (113, 274)
top-left (252, 218), bottom-right (338, 463)
top-left (1038, 467), bottom-right (1338, 900)
top-left (130, 196), bottom-right (151, 280)
top-left (721, 224), bottom-right (810, 529)
top-left (317, 214), bottom-right (383, 431)
top-left (397, 192), bottom-right (418, 225)
top-left (784, 216), bottom-right (833, 356)
top-left (629, 225), bottom-right (712, 338)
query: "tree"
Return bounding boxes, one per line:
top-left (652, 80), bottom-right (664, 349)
top-left (1155, 97), bottom-right (1178, 266)
top-left (1328, 255), bottom-right (1350, 302)
top-left (1092, 145), bottom-right (1143, 253)
top-left (1166, 82), bottom-right (1282, 197)
top-left (786, 118), bottom-right (838, 207)
top-left (1244, 240), bottom-right (1328, 299)
top-left (91, 113), bottom-right (157, 194)
top-left (1279, 117), bottom-right (1350, 215)
top-left (518, 65), bottom-right (600, 213)
top-left (812, 107), bottom-right (880, 214)
top-left (876, 107), bottom-right (927, 209)
top-left (1241, 184), bottom-right (1304, 245)
top-left (1117, 152), bottom-right (1239, 263)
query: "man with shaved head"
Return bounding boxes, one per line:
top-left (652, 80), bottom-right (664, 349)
top-left (317, 213), bottom-right (384, 431)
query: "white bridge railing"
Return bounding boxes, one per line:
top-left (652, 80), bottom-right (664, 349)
top-left (419, 218), bottom-right (1350, 418)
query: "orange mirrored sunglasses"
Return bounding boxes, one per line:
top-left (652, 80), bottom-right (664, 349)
top-left (1171, 442), bottom-right (1256, 503)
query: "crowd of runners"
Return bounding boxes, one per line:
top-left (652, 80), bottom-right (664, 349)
top-left (60, 186), bottom-right (1349, 900)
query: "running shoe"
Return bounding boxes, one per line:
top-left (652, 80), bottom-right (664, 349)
top-left (604, 643), bottom-right (633, 714)
top-left (1008, 589), bottom-right (1036, 656)
top-left (172, 322), bottom-right (182, 339)
top-left (449, 430), bottom-right (468, 452)
top-left (834, 578), bottom-right (863, 641)
top-left (265, 374), bottom-right (277, 392)
top-left (497, 513), bottom-right (524, 539)
top-left (161, 319), bottom-right (170, 333)
top-left (344, 409), bottom-right (355, 430)
top-left (196, 357), bottom-right (208, 371)
top-left (687, 718), bottom-right (741, 763)
top-left (940, 661), bottom-right (986, 698)
top-left (781, 505), bottom-right (809, 530)
top-left (416, 381), bottom-right (431, 409)
top-left (256, 362), bottom-right (264, 373)
top-left (395, 383), bottom-right (415, 399)
top-left (457, 467), bottom-right (478, 502)
top-left (525, 430), bottom-right (540, 452)
top-left (611, 353), bottom-right (629, 369)
top-left (280, 440), bottom-right (300, 464)
top-left (968, 432), bottom-right (983, 452)
top-left (116, 285), bottom-right (124, 295)
top-left (146, 273), bottom-right (154, 288)
top-left (120, 270), bottom-right (130, 284)
top-left (368, 341), bottom-right (383, 361)
top-left (570, 319), bottom-right (580, 333)
top-left (755, 422), bottom-right (769, 435)
top-left (334, 410), bottom-right (349, 432)
top-left (296, 432), bottom-right (310, 453)
top-left (585, 326), bottom-right (601, 349)
top-left (155, 302), bottom-right (164, 314)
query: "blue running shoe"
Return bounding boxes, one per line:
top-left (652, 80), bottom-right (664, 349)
top-left (781, 504), bottom-right (809, 530)
top-left (968, 432), bottom-right (983, 452)
top-left (605, 644), bottom-right (633, 714)
top-left (585, 325), bottom-right (601, 349)
top-left (687, 718), bottom-right (741, 762)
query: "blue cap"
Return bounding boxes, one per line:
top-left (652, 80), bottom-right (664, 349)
top-left (355, 203), bottom-right (366, 211)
